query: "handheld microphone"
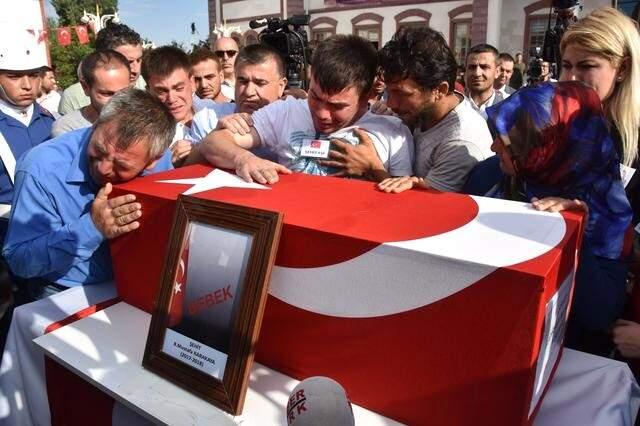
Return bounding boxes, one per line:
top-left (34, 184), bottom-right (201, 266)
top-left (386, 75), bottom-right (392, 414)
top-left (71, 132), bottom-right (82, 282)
top-left (286, 376), bottom-right (355, 426)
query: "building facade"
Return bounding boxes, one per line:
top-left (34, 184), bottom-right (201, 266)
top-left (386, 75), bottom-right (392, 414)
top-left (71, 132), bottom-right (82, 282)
top-left (208, 0), bottom-right (613, 64)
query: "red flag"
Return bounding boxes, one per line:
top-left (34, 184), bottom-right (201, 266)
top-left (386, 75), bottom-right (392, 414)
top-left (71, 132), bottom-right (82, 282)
top-left (168, 228), bottom-right (191, 327)
top-left (56, 27), bottom-right (71, 46)
top-left (75, 25), bottom-right (89, 44)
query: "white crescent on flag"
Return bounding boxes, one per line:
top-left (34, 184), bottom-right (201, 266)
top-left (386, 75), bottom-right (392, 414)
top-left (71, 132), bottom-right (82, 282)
top-left (269, 196), bottom-right (567, 318)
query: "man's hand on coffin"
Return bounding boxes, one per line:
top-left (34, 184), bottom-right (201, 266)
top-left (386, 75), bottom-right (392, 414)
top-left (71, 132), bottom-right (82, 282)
top-left (613, 319), bottom-right (640, 358)
top-left (217, 113), bottom-right (254, 136)
top-left (377, 176), bottom-right (427, 193)
top-left (91, 183), bottom-right (142, 238)
top-left (320, 128), bottom-right (389, 182)
top-left (235, 151), bottom-right (291, 184)
top-left (171, 140), bottom-right (193, 167)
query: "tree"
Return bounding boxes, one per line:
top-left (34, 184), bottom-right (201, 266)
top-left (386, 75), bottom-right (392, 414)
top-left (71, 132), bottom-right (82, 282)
top-left (169, 40), bottom-right (187, 52)
top-left (51, 0), bottom-right (118, 27)
top-left (47, 1), bottom-right (119, 89)
top-left (48, 25), bottom-right (95, 89)
top-left (190, 39), bottom-right (211, 53)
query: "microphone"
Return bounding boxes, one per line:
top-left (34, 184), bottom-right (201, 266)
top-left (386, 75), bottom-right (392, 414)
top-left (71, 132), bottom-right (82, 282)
top-left (286, 376), bottom-right (355, 426)
top-left (249, 18), bottom-right (268, 29)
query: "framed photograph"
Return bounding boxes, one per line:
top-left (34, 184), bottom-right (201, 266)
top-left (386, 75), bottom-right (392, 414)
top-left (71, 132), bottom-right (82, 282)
top-left (143, 195), bottom-right (283, 415)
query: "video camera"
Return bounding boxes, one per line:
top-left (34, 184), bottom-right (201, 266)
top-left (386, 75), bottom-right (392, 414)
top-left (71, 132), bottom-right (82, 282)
top-left (527, 0), bottom-right (581, 83)
top-left (249, 15), bottom-right (310, 90)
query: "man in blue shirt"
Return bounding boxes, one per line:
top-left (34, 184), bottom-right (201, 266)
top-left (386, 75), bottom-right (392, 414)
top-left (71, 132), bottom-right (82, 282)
top-left (3, 89), bottom-right (175, 301)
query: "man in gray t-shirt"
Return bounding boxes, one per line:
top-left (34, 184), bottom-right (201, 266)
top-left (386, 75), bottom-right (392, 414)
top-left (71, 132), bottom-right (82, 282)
top-left (376, 26), bottom-right (494, 193)
top-left (52, 50), bottom-right (131, 138)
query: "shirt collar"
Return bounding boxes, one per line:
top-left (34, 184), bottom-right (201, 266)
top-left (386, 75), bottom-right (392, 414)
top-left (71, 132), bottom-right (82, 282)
top-left (0, 98), bottom-right (34, 125)
top-left (66, 127), bottom-right (98, 191)
top-left (468, 89), bottom-right (496, 110)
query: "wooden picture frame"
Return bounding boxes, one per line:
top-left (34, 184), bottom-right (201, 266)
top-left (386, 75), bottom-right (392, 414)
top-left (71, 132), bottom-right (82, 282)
top-left (143, 195), bottom-right (283, 415)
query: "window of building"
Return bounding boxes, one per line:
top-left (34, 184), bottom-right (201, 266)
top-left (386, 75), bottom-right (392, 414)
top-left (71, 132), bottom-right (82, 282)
top-left (523, 1), bottom-right (556, 62)
top-left (451, 20), bottom-right (471, 66)
top-left (397, 21), bottom-right (428, 31)
top-left (355, 26), bottom-right (381, 49)
top-left (310, 17), bottom-right (337, 48)
top-left (242, 30), bottom-right (259, 46)
top-left (526, 17), bottom-right (547, 58)
top-left (312, 29), bottom-right (333, 45)
top-left (394, 9), bottom-right (431, 32)
top-left (448, 4), bottom-right (473, 66)
top-left (352, 13), bottom-right (383, 50)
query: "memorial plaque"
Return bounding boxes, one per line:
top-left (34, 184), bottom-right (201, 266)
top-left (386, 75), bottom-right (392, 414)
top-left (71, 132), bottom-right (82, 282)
top-left (143, 195), bottom-right (282, 414)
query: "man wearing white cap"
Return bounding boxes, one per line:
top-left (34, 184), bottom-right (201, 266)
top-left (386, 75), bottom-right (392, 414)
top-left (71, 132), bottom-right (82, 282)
top-left (0, 28), bottom-right (53, 242)
top-left (0, 27), bottom-right (53, 352)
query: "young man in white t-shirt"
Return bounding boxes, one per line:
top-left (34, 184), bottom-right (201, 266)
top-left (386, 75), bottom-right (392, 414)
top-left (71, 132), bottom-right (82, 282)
top-left (196, 35), bottom-right (414, 184)
top-left (376, 27), bottom-right (494, 194)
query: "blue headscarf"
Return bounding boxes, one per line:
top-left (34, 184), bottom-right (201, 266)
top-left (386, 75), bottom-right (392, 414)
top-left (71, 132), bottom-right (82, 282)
top-left (486, 82), bottom-right (631, 260)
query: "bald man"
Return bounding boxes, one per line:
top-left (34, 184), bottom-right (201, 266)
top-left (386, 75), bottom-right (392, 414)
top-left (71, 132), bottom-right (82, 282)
top-left (213, 37), bottom-right (239, 100)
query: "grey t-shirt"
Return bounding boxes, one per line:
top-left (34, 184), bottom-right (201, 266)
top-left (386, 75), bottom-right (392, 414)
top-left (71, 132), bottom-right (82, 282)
top-left (414, 96), bottom-right (494, 193)
top-left (51, 109), bottom-right (92, 138)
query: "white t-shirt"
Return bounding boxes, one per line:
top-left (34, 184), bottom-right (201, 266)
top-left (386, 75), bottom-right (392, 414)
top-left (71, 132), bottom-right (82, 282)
top-left (251, 97), bottom-right (414, 177)
top-left (414, 97), bottom-right (494, 192)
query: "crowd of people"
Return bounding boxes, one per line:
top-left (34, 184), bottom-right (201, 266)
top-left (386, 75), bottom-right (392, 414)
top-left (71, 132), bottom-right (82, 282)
top-left (0, 4), bottom-right (639, 400)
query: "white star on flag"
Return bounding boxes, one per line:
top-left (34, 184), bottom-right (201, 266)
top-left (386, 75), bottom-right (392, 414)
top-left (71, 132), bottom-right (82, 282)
top-left (157, 169), bottom-right (269, 195)
top-left (174, 282), bottom-right (182, 294)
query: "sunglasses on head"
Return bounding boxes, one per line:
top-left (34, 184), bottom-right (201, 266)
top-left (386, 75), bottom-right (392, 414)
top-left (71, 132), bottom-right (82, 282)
top-left (215, 50), bottom-right (238, 58)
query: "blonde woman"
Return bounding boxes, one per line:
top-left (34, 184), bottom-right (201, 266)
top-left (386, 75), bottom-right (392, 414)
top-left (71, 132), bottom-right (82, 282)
top-left (561, 7), bottom-right (640, 358)
top-left (560, 7), bottom-right (640, 176)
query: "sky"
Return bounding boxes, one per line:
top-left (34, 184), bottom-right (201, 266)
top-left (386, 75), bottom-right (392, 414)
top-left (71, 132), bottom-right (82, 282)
top-left (45, 0), bottom-right (210, 48)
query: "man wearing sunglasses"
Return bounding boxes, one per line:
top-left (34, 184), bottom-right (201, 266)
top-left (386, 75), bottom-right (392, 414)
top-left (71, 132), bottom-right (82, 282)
top-left (213, 37), bottom-right (239, 101)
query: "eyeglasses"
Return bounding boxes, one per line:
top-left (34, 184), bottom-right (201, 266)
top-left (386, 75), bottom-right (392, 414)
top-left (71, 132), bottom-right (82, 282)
top-left (215, 50), bottom-right (238, 58)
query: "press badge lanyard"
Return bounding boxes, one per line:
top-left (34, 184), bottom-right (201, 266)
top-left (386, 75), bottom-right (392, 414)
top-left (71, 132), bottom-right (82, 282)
top-left (0, 129), bottom-right (16, 218)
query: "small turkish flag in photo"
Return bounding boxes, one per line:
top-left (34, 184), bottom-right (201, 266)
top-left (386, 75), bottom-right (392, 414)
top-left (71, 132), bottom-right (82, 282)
top-left (56, 27), bottom-right (71, 46)
top-left (310, 140), bottom-right (322, 148)
top-left (75, 25), bottom-right (89, 44)
top-left (168, 227), bottom-right (192, 327)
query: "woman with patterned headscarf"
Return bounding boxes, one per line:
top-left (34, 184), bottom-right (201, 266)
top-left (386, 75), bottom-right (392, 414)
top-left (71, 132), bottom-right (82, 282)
top-left (486, 81), bottom-right (632, 355)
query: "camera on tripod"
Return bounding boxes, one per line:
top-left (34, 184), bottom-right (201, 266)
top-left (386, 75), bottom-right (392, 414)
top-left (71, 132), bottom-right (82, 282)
top-left (527, 0), bottom-right (581, 84)
top-left (249, 15), bottom-right (311, 90)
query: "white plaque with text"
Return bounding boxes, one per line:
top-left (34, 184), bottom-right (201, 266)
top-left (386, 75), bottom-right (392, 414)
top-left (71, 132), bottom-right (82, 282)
top-left (162, 328), bottom-right (228, 380)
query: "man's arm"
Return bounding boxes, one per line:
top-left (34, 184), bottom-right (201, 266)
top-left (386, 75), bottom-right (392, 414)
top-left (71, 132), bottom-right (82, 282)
top-left (3, 174), bottom-right (143, 279)
top-left (197, 128), bottom-right (291, 184)
top-left (3, 171), bottom-right (105, 278)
